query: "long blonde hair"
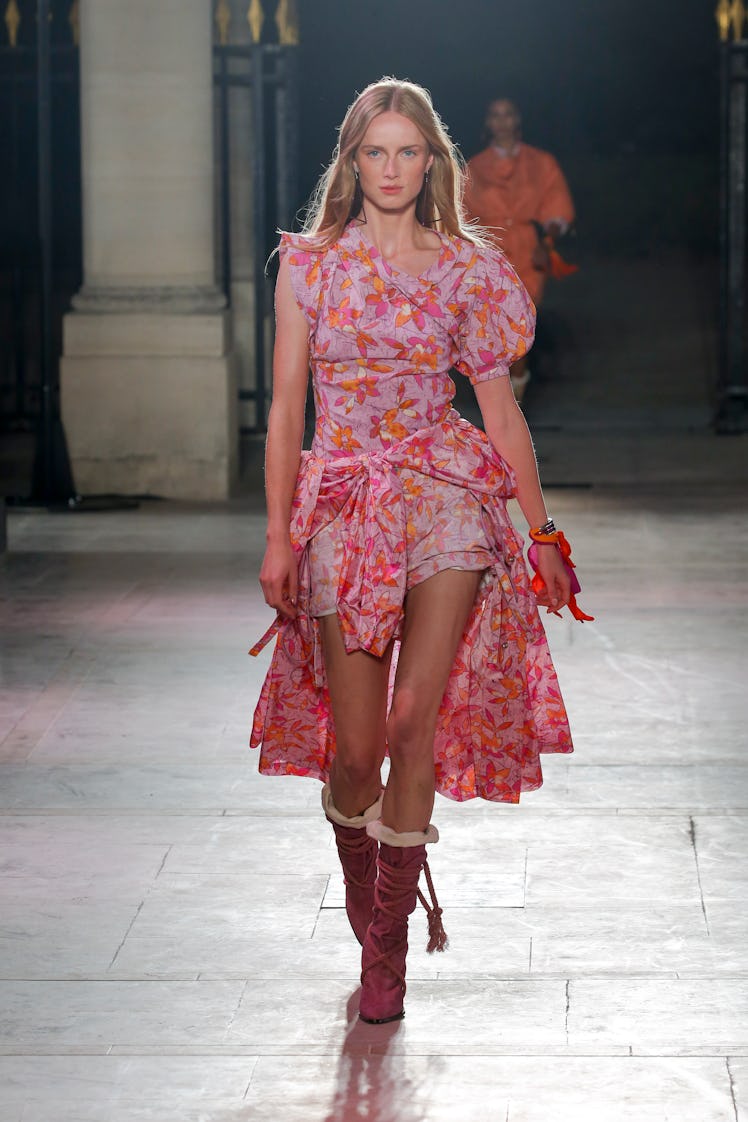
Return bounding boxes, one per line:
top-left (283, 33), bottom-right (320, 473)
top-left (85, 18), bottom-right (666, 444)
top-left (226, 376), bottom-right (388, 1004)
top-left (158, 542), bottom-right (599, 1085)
top-left (294, 77), bottom-right (486, 250)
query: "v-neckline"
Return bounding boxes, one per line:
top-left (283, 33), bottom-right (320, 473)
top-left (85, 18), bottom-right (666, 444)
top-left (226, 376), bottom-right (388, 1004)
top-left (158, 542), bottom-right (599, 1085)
top-left (350, 224), bottom-right (449, 284)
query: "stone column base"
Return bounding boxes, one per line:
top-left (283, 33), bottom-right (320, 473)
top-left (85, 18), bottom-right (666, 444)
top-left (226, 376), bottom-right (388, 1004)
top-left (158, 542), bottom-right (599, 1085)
top-left (61, 311), bottom-right (238, 501)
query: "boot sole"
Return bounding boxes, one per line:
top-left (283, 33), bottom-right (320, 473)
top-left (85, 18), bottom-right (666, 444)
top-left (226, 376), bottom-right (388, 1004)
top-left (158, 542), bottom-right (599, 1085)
top-left (358, 1009), bottom-right (405, 1025)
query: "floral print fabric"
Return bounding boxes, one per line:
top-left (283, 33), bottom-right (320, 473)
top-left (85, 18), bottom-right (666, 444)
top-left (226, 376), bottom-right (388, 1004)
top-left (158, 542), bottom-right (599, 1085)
top-left (250, 223), bottom-right (573, 803)
top-left (307, 467), bottom-right (494, 616)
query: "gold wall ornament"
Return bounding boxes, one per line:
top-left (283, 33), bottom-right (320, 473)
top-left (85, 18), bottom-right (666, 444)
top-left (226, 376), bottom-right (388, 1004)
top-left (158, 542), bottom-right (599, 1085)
top-left (730, 0), bottom-right (746, 39)
top-left (275, 0), bottom-right (299, 44)
top-left (716, 0), bottom-right (730, 39)
top-left (4, 0), bottom-right (21, 47)
top-left (247, 0), bottom-right (264, 43)
top-left (215, 0), bottom-right (230, 45)
top-left (68, 0), bottom-right (79, 46)
top-left (716, 0), bottom-right (747, 39)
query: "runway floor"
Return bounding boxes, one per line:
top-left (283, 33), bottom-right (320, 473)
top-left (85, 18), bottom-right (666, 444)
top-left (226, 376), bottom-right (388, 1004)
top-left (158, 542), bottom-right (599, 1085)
top-left (1, 472), bottom-right (746, 1121)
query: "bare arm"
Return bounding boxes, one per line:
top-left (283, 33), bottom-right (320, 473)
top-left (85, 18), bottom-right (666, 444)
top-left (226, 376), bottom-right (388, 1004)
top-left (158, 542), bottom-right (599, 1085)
top-left (258, 257), bottom-right (310, 619)
top-left (473, 374), bottom-right (570, 610)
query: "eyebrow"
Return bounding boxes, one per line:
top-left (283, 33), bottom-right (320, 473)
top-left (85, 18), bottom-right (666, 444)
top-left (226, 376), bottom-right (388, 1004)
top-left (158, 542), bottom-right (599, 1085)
top-left (360, 142), bottom-right (424, 150)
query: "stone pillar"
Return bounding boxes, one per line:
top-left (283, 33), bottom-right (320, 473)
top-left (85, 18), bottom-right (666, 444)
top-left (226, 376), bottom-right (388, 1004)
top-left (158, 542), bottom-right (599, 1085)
top-left (61, 0), bottom-right (238, 500)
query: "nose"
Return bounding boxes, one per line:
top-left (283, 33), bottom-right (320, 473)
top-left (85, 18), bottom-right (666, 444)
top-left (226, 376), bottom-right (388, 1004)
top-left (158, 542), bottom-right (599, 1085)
top-left (384, 156), bottom-right (397, 178)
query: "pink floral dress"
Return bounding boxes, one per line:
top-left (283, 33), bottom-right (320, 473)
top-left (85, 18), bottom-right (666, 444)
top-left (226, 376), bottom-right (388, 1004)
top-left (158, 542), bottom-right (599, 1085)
top-left (250, 222), bottom-right (572, 803)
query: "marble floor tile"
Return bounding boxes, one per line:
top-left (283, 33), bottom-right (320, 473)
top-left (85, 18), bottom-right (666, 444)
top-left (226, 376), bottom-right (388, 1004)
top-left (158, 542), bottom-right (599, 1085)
top-left (0, 1054), bottom-right (739, 1122)
top-left (0, 761), bottom-right (295, 813)
top-left (521, 902), bottom-right (724, 975)
top-left (693, 815), bottom-right (748, 903)
top-left (161, 816), bottom-right (334, 877)
top-left (0, 980), bottom-right (247, 1052)
top-left (225, 976), bottom-right (569, 1054)
top-left (730, 1056), bottom-right (748, 1121)
top-left (0, 898), bottom-right (145, 977)
top-left (432, 807), bottom-right (689, 845)
top-left (705, 896), bottom-right (748, 943)
top-left (568, 977), bottom-right (748, 1051)
top-left (566, 719), bottom-right (748, 766)
top-left (0, 818), bottom-right (170, 888)
top-left (324, 904), bottom-right (535, 981)
top-left (206, 907), bottom-right (365, 981)
top-left (106, 873), bottom-right (329, 976)
top-left (525, 832), bottom-right (702, 906)
top-left (245, 1054), bottom-right (737, 1122)
top-left (524, 763), bottom-right (748, 812)
top-left (323, 865), bottom-right (526, 910)
top-left (0, 1055), bottom-right (256, 1118)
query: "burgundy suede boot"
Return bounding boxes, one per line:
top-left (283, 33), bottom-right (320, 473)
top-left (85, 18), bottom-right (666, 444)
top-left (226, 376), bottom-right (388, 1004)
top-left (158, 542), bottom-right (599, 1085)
top-left (359, 821), bottom-right (447, 1025)
top-left (322, 785), bottom-right (383, 945)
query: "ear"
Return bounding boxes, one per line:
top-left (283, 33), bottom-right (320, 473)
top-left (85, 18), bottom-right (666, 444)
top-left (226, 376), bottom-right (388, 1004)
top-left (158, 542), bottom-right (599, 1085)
top-left (426, 154), bottom-right (434, 173)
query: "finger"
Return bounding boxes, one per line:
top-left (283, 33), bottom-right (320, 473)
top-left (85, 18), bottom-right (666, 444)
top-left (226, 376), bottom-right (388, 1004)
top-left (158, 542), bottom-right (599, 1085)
top-left (261, 580), bottom-right (287, 612)
top-left (554, 575), bottom-right (565, 607)
top-left (278, 582), bottom-right (298, 619)
top-left (547, 575), bottom-right (564, 610)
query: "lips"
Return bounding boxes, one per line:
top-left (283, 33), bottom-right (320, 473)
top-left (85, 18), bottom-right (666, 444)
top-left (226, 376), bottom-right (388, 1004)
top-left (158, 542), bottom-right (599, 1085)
top-left (380, 186), bottom-right (402, 193)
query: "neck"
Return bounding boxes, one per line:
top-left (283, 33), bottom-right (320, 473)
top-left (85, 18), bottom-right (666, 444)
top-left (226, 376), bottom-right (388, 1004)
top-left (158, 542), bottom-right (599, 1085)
top-left (492, 138), bottom-right (520, 155)
top-left (357, 202), bottom-right (427, 255)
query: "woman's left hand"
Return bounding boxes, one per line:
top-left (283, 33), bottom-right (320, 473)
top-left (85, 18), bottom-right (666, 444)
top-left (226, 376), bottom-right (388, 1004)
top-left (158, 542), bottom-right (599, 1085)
top-left (532, 542), bottom-right (571, 612)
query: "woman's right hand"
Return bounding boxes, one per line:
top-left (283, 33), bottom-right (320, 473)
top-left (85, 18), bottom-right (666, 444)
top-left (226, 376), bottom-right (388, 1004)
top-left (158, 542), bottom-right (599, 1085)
top-left (259, 537), bottom-right (299, 619)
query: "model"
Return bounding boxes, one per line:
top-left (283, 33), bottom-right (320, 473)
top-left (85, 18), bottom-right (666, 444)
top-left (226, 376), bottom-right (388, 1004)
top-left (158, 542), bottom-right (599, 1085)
top-left (464, 98), bottom-right (576, 399)
top-left (250, 78), bottom-right (589, 1025)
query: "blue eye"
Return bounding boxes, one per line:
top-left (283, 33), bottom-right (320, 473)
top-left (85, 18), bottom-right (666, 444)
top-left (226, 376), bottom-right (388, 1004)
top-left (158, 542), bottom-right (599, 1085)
top-left (365, 149), bottom-right (380, 158)
top-left (403, 149), bottom-right (416, 157)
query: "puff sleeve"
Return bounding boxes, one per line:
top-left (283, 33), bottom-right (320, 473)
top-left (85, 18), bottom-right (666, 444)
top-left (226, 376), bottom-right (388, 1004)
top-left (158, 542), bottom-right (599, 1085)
top-left (278, 232), bottom-right (325, 328)
top-left (454, 247), bottom-right (536, 386)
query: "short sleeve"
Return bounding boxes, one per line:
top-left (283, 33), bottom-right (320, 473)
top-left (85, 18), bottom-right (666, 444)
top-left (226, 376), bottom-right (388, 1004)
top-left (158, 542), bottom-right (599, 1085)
top-left (278, 232), bottom-right (325, 328)
top-left (455, 248), bottom-right (536, 386)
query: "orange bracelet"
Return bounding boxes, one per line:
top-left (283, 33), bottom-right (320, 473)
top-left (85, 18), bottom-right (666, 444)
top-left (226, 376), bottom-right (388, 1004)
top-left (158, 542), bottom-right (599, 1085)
top-left (529, 527), bottom-right (559, 544)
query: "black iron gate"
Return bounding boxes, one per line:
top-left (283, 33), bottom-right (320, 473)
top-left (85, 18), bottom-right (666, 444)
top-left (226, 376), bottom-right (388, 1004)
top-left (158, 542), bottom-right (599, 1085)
top-left (0, 0), bottom-right (79, 501)
top-left (716, 4), bottom-right (748, 433)
top-left (213, 8), bottom-right (300, 436)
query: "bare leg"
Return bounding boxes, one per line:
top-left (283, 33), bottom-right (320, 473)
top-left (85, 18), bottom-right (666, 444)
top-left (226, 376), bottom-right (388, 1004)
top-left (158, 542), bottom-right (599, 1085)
top-left (383, 568), bottom-right (482, 833)
top-left (319, 614), bottom-right (394, 819)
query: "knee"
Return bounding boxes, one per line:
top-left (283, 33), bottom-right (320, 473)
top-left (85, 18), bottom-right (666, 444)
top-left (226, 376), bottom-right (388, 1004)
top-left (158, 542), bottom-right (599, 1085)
top-left (386, 688), bottom-right (435, 764)
top-left (334, 740), bottom-right (382, 789)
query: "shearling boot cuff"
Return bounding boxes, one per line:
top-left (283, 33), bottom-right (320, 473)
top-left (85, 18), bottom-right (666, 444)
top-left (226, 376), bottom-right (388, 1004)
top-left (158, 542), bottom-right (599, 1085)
top-left (365, 819), bottom-right (439, 847)
top-left (321, 784), bottom-right (384, 829)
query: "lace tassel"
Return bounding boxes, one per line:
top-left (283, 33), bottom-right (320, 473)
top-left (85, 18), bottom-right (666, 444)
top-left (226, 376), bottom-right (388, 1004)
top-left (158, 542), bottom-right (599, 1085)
top-left (418, 859), bottom-right (448, 953)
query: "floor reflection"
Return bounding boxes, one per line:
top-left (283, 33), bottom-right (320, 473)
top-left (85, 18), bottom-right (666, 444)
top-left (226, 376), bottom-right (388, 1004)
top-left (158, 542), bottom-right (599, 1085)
top-left (322, 988), bottom-right (430, 1122)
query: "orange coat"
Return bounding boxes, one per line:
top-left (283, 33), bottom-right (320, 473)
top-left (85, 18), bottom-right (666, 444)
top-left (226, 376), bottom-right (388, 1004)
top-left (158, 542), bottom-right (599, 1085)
top-left (464, 143), bottom-right (575, 303)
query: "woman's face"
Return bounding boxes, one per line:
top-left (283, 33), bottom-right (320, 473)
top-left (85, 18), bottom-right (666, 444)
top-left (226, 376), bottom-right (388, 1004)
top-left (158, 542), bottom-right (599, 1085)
top-left (485, 100), bottom-right (521, 145)
top-left (354, 111), bottom-right (433, 213)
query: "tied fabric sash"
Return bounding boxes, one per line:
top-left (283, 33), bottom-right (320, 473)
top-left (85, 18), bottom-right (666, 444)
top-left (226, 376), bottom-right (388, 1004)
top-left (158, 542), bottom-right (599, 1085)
top-left (250, 414), bottom-right (524, 662)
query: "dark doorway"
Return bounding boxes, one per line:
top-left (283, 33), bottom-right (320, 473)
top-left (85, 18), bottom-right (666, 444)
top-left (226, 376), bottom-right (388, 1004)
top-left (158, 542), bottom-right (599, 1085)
top-left (0, 0), bottom-right (81, 500)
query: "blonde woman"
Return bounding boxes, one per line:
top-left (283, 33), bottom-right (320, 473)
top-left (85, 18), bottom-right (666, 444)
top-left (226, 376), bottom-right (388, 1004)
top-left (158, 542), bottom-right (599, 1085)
top-left (250, 78), bottom-right (587, 1025)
